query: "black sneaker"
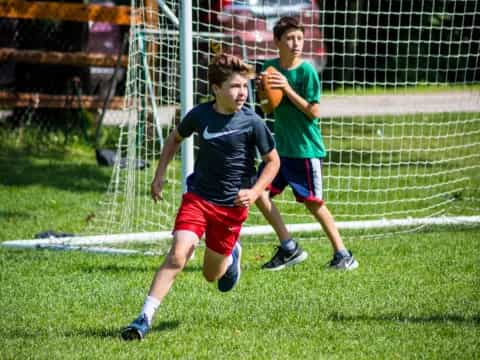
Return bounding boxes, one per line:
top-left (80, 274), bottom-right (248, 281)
top-left (261, 243), bottom-right (308, 271)
top-left (328, 250), bottom-right (359, 270)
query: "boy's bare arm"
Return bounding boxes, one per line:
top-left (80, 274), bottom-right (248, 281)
top-left (151, 129), bottom-right (183, 202)
top-left (251, 148), bottom-right (280, 197)
top-left (234, 148), bottom-right (280, 207)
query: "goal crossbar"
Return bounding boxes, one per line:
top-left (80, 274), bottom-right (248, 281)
top-left (3, 216), bottom-right (479, 252)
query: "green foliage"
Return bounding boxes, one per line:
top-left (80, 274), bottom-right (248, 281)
top-left (320, 1), bottom-right (479, 90)
top-left (0, 117), bottom-right (121, 153)
top-left (0, 126), bottom-right (88, 155)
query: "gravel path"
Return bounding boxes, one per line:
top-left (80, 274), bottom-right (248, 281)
top-left (5, 90), bottom-right (470, 126)
top-left (319, 90), bottom-right (480, 118)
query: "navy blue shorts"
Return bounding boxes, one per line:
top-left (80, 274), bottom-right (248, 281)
top-left (259, 157), bottom-right (324, 205)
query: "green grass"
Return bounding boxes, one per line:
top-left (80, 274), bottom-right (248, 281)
top-left (1, 128), bottom-right (479, 358)
top-left (1, 229), bottom-right (479, 359)
top-left (0, 146), bottom-right (111, 241)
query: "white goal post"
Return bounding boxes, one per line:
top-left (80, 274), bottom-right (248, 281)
top-left (3, 0), bottom-right (480, 253)
top-left (3, 216), bottom-right (480, 253)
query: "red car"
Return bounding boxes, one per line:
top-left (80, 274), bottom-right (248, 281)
top-left (199, 0), bottom-right (327, 72)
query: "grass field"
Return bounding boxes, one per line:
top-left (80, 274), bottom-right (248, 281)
top-left (0, 128), bottom-right (479, 359)
top-left (1, 229), bottom-right (479, 359)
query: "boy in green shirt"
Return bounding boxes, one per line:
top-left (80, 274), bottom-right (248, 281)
top-left (256, 16), bottom-right (358, 271)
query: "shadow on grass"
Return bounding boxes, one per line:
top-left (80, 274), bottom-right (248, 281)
top-left (0, 210), bottom-right (30, 220)
top-left (80, 263), bottom-right (159, 274)
top-left (0, 320), bottom-right (180, 341)
top-left (151, 320), bottom-right (180, 333)
top-left (329, 312), bottom-right (480, 324)
top-left (78, 262), bottom-right (203, 274)
top-left (76, 320), bottom-right (180, 339)
top-left (0, 151), bottom-right (111, 193)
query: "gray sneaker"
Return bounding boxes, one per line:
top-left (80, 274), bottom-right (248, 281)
top-left (262, 243), bottom-right (308, 271)
top-left (329, 250), bottom-right (359, 270)
top-left (121, 314), bottom-right (151, 341)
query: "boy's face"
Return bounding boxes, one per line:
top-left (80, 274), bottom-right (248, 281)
top-left (275, 28), bottom-right (304, 60)
top-left (212, 73), bottom-right (249, 113)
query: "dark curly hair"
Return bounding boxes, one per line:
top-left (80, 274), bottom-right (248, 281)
top-left (208, 53), bottom-right (255, 89)
top-left (273, 16), bottom-right (304, 40)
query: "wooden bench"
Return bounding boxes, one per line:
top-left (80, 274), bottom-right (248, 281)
top-left (0, 0), bottom-right (137, 110)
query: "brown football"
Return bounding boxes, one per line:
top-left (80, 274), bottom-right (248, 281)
top-left (258, 66), bottom-right (283, 114)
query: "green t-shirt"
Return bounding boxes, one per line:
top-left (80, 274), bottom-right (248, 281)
top-left (262, 58), bottom-right (326, 158)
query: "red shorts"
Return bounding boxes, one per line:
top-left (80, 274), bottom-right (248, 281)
top-left (174, 192), bottom-right (248, 256)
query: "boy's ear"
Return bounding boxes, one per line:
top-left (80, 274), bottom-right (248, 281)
top-left (211, 84), bottom-right (219, 96)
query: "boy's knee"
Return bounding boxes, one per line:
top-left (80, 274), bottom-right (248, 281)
top-left (202, 269), bottom-right (218, 283)
top-left (166, 252), bottom-right (187, 270)
top-left (305, 200), bottom-right (324, 211)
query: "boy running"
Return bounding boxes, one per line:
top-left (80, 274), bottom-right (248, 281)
top-left (256, 16), bottom-right (358, 271)
top-left (121, 54), bottom-right (280, 340)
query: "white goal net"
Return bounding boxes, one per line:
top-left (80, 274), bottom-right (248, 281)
top-left (6, 0), bottom-right (479, 252)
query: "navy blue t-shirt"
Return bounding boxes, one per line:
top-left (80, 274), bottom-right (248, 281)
top-left (177, 101), bottom-right (275, 206)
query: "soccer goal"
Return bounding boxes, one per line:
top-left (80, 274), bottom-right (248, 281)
top-left (4, 0), bottom-right (479, 253)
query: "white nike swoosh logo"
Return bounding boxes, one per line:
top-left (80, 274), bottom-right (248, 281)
top-left (203, 126), bottom-right (240, 140)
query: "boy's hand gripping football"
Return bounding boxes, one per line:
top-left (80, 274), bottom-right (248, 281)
top-left (266, 70), bottom-right (291, 92)
top-left (256, 66), bottom-right (284, 113)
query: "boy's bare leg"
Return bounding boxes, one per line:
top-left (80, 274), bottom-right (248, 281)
top-left (148, 230), bottom-right (198, 300)
top-left (121, 230), bottom-right (197, 340)
top-left (255, 191), bottom-right (290, 241)
top-left (256, 191), bottom-right (308, 270)
top-left (304, 202), bottom-right (345, 252)
top-left (203, 242), bottom-right (242, 293)
top-left (304, 202), bottom-right (359, 270)
top-left (202, 247), bottom-right (231, 282)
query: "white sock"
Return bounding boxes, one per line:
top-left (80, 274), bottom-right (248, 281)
top-left (280, 238), bottom-right (296, 252)
top-left (141, 295), bottom-right (161, 325)
top-left (226, 254), bottom-right (233, 267)
top-left (336, 248), bottom-right (349, 257)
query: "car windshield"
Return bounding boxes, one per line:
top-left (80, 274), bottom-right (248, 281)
top-left (231, 0), bottom-right (312, 18)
